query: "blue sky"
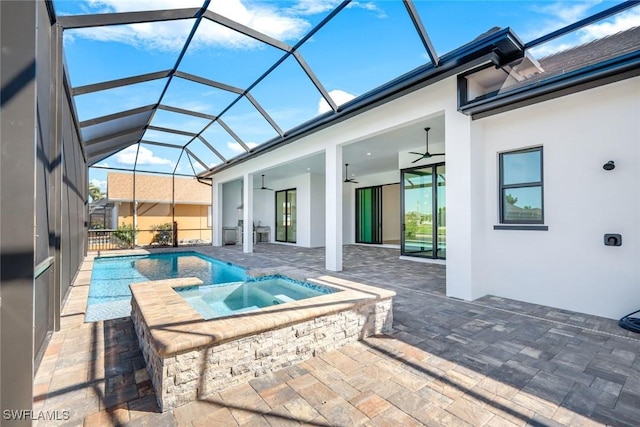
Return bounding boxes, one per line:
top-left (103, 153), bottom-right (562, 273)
top-left (53, 1), bottom-right (638, 194)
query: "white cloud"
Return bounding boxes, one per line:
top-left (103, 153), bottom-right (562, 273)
top-left (523, 1), bottom-right (600, 42)
top-left (530, 7), bottom-right (640, 58)
top-left (531, 1), bottom-right (600, 26)
top-left (290, 0), bottom-right (343, 15)
top-left (115, 145), bottom-right (172, 166)
top-left (577, 8), bottom-right (640, 42)
top-left (72, 0), bottom-right (311, 51)
top-left (317, 89), bottom-right (356, 114)
top-left (94, 162), bottom-right (110, 168)
top-left (227, 141), bottom-right (258, 153)
top-left (350, 1), bottom-right (387, 19)
top-left (290, 1), bottom-right (385, 18)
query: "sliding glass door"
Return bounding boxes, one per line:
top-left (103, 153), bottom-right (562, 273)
top-left (401, 163), bottom-right (445, 259)
top-left (275, 189), bottom-right (296, 243)
top-left (356, 186), bottom-right (382, 244)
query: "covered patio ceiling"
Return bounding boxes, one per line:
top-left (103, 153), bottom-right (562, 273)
top-left (54, 0), bottom-right (639, 180)
top-left (246, 114), bottom-right (446, 185)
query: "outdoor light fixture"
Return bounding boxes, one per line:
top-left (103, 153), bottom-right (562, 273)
top-left (603, 160), bottom-right (615, 170)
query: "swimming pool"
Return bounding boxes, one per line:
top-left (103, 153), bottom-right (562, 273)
top-left (86, 252), bottom-right (246, 321)
top-left (177, 276), bottom-right (336, 319)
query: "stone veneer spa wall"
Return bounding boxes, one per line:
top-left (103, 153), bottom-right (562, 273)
top-left (130, 274), bottom-right (395, 411)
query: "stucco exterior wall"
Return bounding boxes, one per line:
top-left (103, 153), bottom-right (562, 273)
top-left (116, 202), bottom-right (211, 245)
top-left (471, 76), bottom-right (640, 319)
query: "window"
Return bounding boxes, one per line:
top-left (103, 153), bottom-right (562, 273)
top-left (499, 147), bottom-right (543, 224)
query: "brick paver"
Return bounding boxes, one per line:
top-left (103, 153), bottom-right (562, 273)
top-left (34, 245), bottom-right (640, 426)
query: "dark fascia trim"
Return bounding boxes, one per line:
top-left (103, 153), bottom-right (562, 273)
top-left (494, 225), bottom-right (549, 231)
top-left (461, 50), bottom-right (640, 119)
top-left (202, 28), bottom-right (523, 177)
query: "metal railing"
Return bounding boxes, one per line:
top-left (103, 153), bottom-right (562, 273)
top-left (87, 227), bottom-right (212, 251)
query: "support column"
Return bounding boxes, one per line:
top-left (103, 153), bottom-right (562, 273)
top-left (1, 0), bottom-right (37, 419)
top-left (112, 203), bottom-right (119, 230)
top-left (212, 180), bottom-right (223, 246)
top-left (444, 102), bottom-right (476, 300)
top-left (50, 23), bottom-right (63, 332)
top-left (325, 144), bottom-right (343, 271)
top-left (243, 174), bottom-right (254, 253)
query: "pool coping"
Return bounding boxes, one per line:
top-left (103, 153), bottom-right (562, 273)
top-left (130, 268), bottom-right (396, 357)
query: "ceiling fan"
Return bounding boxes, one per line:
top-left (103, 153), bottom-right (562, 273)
top-left (410, 127), bottom-right (444, 163)
top-left (343, 164), bottom-right (358, 184)
top-left (255, 174), bottom-right (274, 191)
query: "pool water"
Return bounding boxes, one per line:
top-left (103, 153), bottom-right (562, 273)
top-left (177, 276), bottom-right (336, 319)
top-left (86, 252), bottom-right (246, 321)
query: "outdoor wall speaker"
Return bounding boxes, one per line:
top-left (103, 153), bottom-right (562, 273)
top-left (604, 233), bottom-right (622, 246)
top-left (603, 160), bottom-right (615, 171)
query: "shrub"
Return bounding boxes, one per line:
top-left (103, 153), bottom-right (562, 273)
top-left (151, 223), bottom-right (173, 246)
top-left (113, 223), bottom-right (138, 248)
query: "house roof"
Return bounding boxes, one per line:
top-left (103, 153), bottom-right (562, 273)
top-left (540, 26), bottom-right (640, 75)
top-left (107, 172), bottom-right (212, 204)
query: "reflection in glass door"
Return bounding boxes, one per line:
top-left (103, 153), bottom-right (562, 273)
top-left (401, 164), bottom-right (445, 259)
top-left (275, 189), bottom-right (296, 243)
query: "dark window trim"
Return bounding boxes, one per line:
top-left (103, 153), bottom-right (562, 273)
top-left (275, 188), bottom-right (297, 243)
top-left (499, 146), bottom-right (544, 225)
top-left (400, 162), bottom-right (446, 260)
top-left (494, 225), bottom-right (548, 231)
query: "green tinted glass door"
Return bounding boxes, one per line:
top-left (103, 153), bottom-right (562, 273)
top-left (356, 186), bottom-right (382, 244)
top-left (402, 168), bottom-right (434, 257)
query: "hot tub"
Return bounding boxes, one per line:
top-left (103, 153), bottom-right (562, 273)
top-left (130, 271), bottom-right (395, 411)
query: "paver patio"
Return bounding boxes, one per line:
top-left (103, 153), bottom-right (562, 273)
top-left (35, 244), bottom-right (640, 426)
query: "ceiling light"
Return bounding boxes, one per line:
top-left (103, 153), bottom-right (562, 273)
top-left (366, 152), bottom-right (371, 156)
top-left (306, 168), bottom-right (311, 171)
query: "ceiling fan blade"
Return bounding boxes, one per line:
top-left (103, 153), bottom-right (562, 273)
top-left (411, 157), bottom-right (423, 164)
top-left (431, 152), bottom-right (445, 156)
top-left (409, 152), bottom-right (424, 156)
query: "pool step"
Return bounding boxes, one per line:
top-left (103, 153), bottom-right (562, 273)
top-left (273, 294), bottom-right (295, 304)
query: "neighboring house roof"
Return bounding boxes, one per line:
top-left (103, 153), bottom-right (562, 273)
top-left (107, 172), bottom-right (212, 205)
